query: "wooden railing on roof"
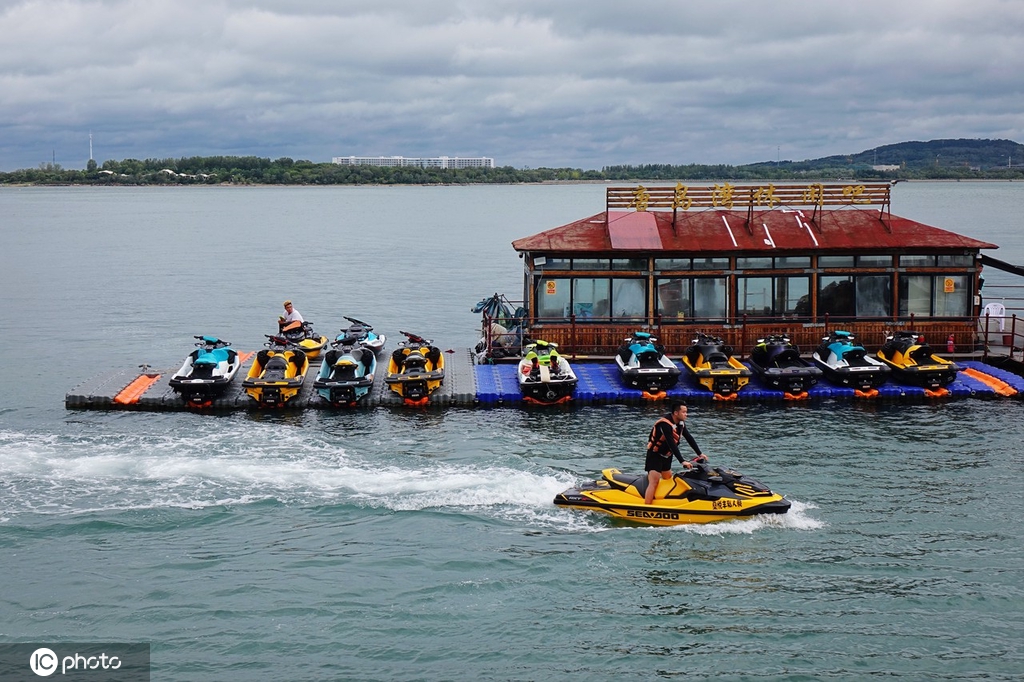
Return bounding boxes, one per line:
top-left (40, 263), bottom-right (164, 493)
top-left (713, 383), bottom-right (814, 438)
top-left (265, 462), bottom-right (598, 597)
top-left (606, 182), bottom-right (893, 233)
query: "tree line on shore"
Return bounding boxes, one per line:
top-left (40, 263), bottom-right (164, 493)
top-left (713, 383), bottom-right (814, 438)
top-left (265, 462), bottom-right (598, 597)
top-left (3, 153), bottom-right (1024, 186)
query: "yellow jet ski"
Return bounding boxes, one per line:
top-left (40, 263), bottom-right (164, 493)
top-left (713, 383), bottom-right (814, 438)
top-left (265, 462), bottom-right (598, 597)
top-left (876, 331), bottom-right (958, 392)
top-left (385, 331), bottom-right (445, 405)
top-left (681, 332), bottom-right (752, 399)
top-left (554, 462), bottom-right (790, 526)
top-left (279, 320), bottom-right (329, 360)
top-left (242, 335), bottom-right (309, 407)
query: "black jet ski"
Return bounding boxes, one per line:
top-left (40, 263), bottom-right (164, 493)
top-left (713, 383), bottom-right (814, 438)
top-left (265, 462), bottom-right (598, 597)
top-left (876, 331), bottom-right (959, 391)
top-left (554, 461), bottom-right (790, 526)
top-left (748, 334), bottom-right (822, 397)
top-left (681, 332), bottom-right (752, 399)
top-left (811, 330), bottom-right (889, 394)
top-left (168, 335), bottom-right (241, 407)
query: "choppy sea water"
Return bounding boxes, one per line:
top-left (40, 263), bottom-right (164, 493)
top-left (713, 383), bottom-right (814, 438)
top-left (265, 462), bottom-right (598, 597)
top-left (1, 183), bottom-right (1023, 680)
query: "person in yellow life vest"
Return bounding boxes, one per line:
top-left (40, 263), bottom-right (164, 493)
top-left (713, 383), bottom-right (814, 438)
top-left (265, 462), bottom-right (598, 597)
top-left (644, 400), bottom-right (707, 504)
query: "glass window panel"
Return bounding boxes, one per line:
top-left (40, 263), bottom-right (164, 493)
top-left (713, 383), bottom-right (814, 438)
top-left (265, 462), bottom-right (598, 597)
top-left (693, 278), bottom-right (728, 321)
top-left (777, 276), bottom-right (810, 316)
top-left (937, 254), bottom-right (974, 267)
top-left (819, 275), bottom-right (856, 317)
top-left (737, 257), bottom-right (773, 270)
top-left (934, 275), bottom-right (969, 316)
top-left (611, 258), bottom-right (647, 271)
top-left (572, 278), bottom-right (610, 319)
top-left (655, 258), bottom-right (691, 271)
top-left (692, 257), bottom-right (729, 271)
top-left (900, 255), bottom-right (936, 267)
top-left (857, 255), bottom-right (892, 267)
top-left (535, 277), bottom-right (570, 320)
top-left (611, 279), bottom-right (647, 320)
top-left (855, 275), bottom-right (892, 318)
top-left (540, 256), bottom-right (573, 270)
top-left (899, 275), bottom-right (933, 316)
top-left (738, 277), bottom-right (774, 318)
top-left (819, 255), bottom-right (855, 268)
top-left (656, 278), bottom-right (692, 321)
top-left (775, 256), bottom-right (811, 269)
top-left (572, 258), bottom-right (610, 271)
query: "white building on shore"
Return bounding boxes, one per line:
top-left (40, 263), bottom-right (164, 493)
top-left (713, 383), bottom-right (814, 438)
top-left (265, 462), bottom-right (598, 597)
top-left (331, 155), bottom-right (495, 169)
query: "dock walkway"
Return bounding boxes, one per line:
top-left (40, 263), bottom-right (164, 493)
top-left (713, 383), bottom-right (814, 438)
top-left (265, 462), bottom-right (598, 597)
top-left (65, 350), bottom-right (1024, 411)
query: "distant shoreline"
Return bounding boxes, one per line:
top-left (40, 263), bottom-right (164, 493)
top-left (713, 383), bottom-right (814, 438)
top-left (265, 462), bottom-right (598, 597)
top-left (2, 177), bottom-right (1019, 189)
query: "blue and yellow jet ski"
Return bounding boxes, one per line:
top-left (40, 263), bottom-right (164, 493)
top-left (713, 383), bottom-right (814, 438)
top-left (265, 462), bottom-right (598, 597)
top-left (339, 316), bottom-right (386, 355)
top-left (314, 333), bottom-right (377, 406)
top-left (876, 331), bottom-right (959, 392)
top-left (554, 460), bottom-right (790, 526)
top-left (614, 331), bottom-right (681, 394)
top-left (811, 330), bottom-right (889, 394)
top-left (168, 335), bottom-right (241, 407)
top-left (242, 335), bottom-right (309, 407)
top-left (681, 333), bottom-right (752, 399)
top-left (385, 331), bottom-right (445, 405)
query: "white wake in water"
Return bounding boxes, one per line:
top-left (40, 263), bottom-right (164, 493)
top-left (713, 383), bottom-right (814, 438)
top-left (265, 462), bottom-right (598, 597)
top-left (0, 427), bottom-right (576, 520)
top-left (0, 427), bottom-right (819, 533)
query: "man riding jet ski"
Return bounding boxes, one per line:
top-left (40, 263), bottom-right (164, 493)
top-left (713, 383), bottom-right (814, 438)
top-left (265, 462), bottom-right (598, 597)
top-left (554, 460), bottom-right (790, 526)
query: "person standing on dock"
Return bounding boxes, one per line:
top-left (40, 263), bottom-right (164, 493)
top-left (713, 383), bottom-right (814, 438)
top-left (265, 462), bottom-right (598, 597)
top-left (278, 300), bottom-right (304, 330)
top-left (644, 400), bottom-right (707, 504)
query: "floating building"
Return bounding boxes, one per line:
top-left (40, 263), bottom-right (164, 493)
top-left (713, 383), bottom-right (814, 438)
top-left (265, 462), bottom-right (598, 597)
top-left (332, 156), bottom-right (495, 169)
top-left (510, 182), bottom-right (1005, 355)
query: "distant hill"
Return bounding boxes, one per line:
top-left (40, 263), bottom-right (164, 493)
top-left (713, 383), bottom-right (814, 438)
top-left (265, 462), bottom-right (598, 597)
top-left (744, 138), bottom-right (1024, 173)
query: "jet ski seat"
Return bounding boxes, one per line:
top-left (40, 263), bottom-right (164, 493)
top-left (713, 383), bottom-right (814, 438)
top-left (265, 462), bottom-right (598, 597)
top-left (404, 352), bottom-right (427, 369)
top-left (263, 354), bottom-right (290, 381)
top-left (707, 351), bottom-right (730, 366)
top-left (773, 348), bottom-right (802, 365)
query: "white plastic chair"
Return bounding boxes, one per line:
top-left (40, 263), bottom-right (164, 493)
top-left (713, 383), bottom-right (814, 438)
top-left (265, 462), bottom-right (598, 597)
top-left (984, 301), bottom-right (1006, 332)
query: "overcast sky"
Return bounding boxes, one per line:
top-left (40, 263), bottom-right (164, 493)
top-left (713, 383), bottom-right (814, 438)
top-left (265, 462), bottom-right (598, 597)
top-left (1, 0), bottom-right (1022, 171)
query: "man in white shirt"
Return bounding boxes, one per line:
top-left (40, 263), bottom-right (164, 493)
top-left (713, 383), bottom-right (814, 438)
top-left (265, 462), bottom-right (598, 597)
top-left (279, 300), bottom-right (304, 330)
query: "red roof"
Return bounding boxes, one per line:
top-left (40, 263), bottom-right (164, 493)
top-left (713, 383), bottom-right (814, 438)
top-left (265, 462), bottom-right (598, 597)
top-left (511, 207), bottom-right (997, 254)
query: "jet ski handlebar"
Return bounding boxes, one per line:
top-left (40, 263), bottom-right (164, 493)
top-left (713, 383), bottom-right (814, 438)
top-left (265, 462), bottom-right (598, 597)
top-left (344, 316), bottom-right (372, 329)
top-left (400, 330), bottom-right (428, 344)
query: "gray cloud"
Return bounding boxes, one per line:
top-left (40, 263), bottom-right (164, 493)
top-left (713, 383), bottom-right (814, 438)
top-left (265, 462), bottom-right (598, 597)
top-left (2, 0), bottom-right (1022, 171)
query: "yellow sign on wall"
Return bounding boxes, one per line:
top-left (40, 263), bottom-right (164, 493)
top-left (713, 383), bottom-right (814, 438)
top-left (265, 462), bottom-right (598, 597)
top-left (944, 278), bottom-right (955, 293)
top-left (546, 280), bottom-right (557, 295)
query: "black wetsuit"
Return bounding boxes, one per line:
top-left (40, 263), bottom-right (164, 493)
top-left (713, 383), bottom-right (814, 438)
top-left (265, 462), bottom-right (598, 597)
top-left (644, 416), bottom-right (702, 472)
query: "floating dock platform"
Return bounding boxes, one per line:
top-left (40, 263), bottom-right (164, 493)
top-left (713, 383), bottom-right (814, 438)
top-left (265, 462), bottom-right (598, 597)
top-left (65, 350), bottom-right (1024, 411)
